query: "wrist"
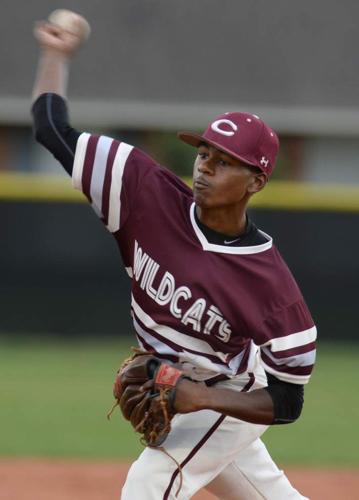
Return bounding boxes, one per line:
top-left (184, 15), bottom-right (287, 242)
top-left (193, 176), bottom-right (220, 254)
top-left (194, 384), bottom-right (217, 411)
top-left (39, 48), bottom-right (71, 62)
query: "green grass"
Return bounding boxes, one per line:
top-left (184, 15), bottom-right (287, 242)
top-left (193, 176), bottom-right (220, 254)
top-left (262, 342), bottom-right (359, 466)
top-left (0, 336), bottom-right (142, 460)
top-left (0, 337), bottom-right (358, 465)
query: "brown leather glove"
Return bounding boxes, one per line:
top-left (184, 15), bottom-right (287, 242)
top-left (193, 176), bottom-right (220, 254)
top-left (110, 352), bottom-right (185, 447)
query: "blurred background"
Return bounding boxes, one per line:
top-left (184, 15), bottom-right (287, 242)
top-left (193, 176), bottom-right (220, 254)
top-left (1, 0), bottom-right (359, 338)
top-left (0, 0), bottom-right (358, 498)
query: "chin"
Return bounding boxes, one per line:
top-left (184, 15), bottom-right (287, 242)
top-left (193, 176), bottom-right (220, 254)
top-left (193, 192), bottom-right (211, 208)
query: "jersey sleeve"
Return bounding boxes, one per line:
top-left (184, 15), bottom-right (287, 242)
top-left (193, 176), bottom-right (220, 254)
top-left (257, 300), bottom-right (317, 385)
top-left (72, 132), bottom-right (157, 233)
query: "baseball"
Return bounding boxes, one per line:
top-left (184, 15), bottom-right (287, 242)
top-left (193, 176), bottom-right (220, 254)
top-left (48, 9), bottom-right (91, 40)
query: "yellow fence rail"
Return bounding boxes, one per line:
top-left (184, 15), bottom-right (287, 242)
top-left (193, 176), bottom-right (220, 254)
top-left (0, 172), bottom-right (359, 212)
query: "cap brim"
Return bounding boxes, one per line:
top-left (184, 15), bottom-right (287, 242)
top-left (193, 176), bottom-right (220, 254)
top-left (177, 132), bottom-right (205, 148)
top-left (177, 131), bottom-right (259, 170)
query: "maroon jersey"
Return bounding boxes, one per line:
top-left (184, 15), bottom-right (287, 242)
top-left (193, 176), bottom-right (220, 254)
top-left (73, 133), bottom-right (317, 385)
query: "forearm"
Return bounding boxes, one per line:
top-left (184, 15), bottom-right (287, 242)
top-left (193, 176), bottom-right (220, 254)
top-left (175, 375), bottom-right (304, 425)
top-left (32, 50), bottom-right (70, 102)
top-left (198, 385), bottom-right (275, 425)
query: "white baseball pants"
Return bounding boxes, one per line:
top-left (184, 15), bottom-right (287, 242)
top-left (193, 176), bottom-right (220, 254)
top-left (121, 409), bottom-right (307, 499)
top-left (121, 360), bottom-right (308, 500)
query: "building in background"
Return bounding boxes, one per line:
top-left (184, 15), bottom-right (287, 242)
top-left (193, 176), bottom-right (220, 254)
top-left (0, 0), bottom-right (358, 182)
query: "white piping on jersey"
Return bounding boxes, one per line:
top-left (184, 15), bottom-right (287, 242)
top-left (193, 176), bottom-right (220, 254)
top-left (261, 345), bottom-right (316, 367)
top-left (72, 132), bottom-right (91, 191)
top-left (131, 295), bottom-right (229, 362)
top-left (264, 325), bottom-right (317, 352)
top-left (261, 361), bottom-right (312, 385)
top-left (107, 142), bottom-right (133, 232)
top-left (189, 203), bottom-right (273, 255)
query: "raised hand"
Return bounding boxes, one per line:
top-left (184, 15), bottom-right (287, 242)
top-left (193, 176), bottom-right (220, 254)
top-left (34, 10), bottom-right (90, 58)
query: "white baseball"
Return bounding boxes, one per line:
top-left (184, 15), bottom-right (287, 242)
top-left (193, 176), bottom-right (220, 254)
top-left (48, 9), bottom-right (91, 40)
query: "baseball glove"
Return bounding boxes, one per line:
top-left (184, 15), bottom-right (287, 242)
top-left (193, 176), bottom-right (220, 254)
top-left (108, 350), bottom-right (185, 447)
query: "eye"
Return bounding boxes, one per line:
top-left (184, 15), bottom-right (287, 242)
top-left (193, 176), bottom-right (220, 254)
top-left (218, 159), bottom-right (229, 167)
top-left (198, 151), bottom-right (208, 160)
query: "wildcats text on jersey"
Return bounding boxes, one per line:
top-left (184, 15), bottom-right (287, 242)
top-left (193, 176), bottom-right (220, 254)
top-left (132, 241), bottom-right (232, 342)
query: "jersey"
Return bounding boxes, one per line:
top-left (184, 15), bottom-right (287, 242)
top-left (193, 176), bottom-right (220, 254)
top-left (72, 132), bottom-right (317, 385)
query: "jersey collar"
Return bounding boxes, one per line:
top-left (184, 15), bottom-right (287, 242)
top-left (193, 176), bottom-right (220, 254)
top-left (189, 203), bottom-right (273, 255)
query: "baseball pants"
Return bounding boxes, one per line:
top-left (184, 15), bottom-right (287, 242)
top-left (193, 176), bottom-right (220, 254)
top-left (121, 407), bottom-right (308, 499)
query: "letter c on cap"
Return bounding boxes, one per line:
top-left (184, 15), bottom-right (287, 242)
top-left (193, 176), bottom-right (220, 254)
top-left (211, 119), bottom-right (238, 137)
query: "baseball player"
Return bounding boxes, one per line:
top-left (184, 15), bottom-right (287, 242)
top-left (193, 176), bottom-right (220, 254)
top-left (31, 13), bottom-right (316, 500)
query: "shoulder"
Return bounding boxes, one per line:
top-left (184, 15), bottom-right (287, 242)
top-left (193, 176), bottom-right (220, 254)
top-left (243, 240), bottom-right (302, 302)
top-left (240, 240), bottom-right (311, 329)
top-left (72, 133), bottom-right (193, 232)
top-left (73, 132), bottom-right (192, 197)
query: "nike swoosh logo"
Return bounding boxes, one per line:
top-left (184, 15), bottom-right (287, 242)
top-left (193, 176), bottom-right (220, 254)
top-left (224, 238), bottom-right (241, 244)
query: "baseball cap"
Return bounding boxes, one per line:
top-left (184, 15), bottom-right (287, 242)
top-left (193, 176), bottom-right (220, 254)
top-left (178, 112), bottom-right (279, 176)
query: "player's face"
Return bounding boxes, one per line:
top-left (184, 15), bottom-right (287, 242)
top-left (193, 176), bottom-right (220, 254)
top-left (193, 143), bottom-right (264, 209)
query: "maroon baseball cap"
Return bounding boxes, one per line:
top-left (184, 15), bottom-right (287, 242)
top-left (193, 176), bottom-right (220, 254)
top-left (178, 112), bottom-right (279, 176)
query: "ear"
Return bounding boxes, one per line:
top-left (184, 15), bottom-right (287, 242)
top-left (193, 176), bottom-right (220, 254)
top-left (247, 172), bottom-right (268, 194)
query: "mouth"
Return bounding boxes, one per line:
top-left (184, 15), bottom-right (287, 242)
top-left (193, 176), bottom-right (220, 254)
top-left (193, 178), bottom-right (210, 190)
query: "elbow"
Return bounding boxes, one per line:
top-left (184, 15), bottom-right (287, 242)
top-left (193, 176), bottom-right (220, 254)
top-left (284, 400), bottom-right (303, 424)
top-left (33, 124), bottom-right (53, 148)
top-left (292, 396), bottom-right (304, 421)
top-left (273, 391), bottom-right (304, 425)
top-left (265, 378), bottom-right (305, 425)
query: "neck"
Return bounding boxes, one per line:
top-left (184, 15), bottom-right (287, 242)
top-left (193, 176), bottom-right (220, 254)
top-left (195, 205), bottom-right (247, 236)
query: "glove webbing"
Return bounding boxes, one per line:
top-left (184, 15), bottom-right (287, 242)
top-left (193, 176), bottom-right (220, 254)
top-left (107, 348), bottom-right (152, 421)
top-left (136, 387), bottom-right (172, 446)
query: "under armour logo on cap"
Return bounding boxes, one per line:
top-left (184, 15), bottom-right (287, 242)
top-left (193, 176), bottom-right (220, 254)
top-left (260, 156), bottom-right (269, 168)
top-left (211, 119), bottom-right (238, 137)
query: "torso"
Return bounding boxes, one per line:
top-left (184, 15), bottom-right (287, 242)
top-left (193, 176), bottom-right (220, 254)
top-left (116, 165), bottom-right (303, 379)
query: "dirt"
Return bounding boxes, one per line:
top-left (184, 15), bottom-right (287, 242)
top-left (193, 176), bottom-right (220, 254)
top-left (0, 459), bottom-right (358, 500)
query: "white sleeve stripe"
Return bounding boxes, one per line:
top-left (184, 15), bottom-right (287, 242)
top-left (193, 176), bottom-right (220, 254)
top-left (106, 142), bottom-right (134, 233)
top-left (264, 326), bottom-right (317, 352)
top-left (262, 346), bottom-right (316, 367)
top-left (72, 133), bottom-right (91, 191)
top-left (89, 135), bottom-right (113, 216)
top-left (261, 362), bottom-right (312, 385)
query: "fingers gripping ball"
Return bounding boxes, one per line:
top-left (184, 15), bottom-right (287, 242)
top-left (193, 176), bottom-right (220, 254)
top-left (109, 352), bottom-right (185, 447)
top-left (48, 9), bottom-right (91, 41)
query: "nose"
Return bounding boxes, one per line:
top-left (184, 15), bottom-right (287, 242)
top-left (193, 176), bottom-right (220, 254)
top-left (197, 158), bottom-right (214, 175)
